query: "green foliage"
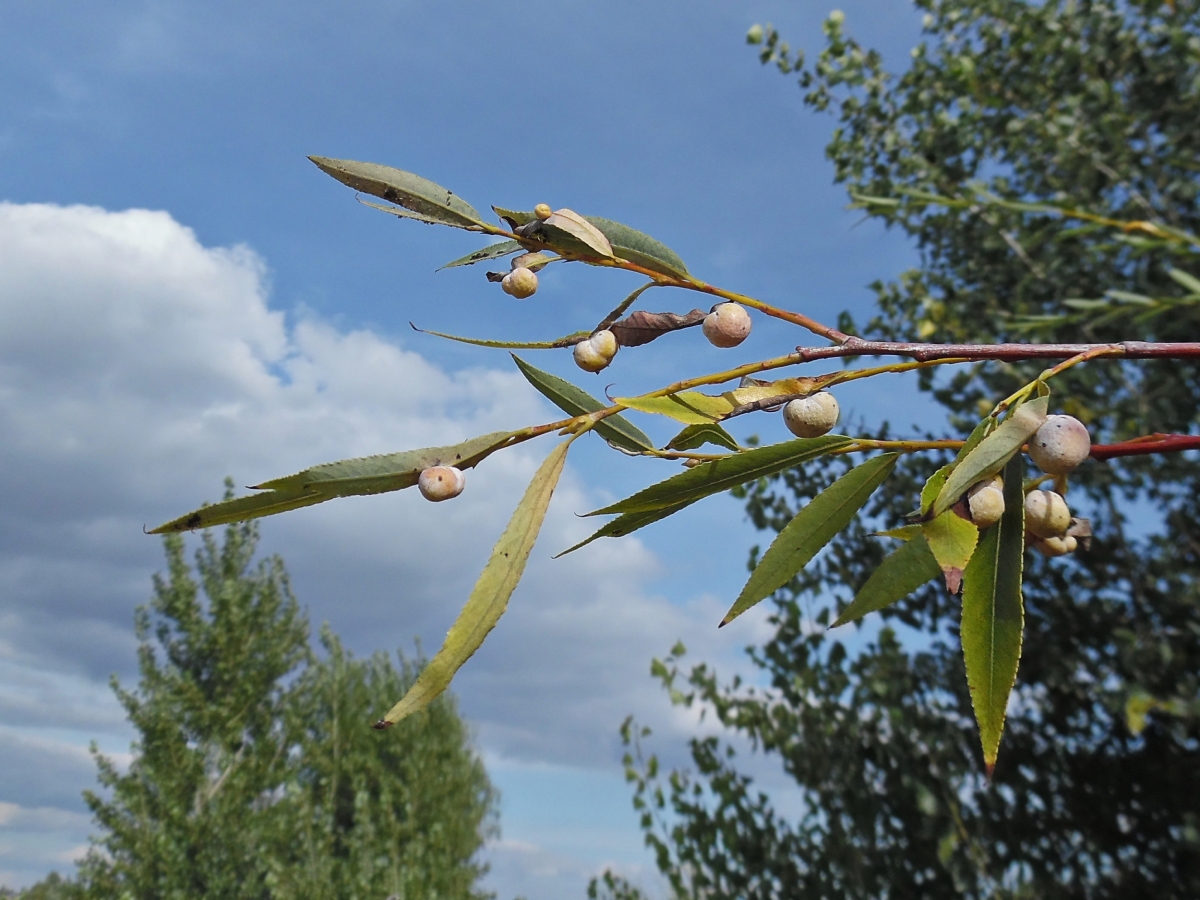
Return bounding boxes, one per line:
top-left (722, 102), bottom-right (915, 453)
top-left (608, 2), bottom-right (1200, 898)
top-left (59, 498), bottom-right (494, 899)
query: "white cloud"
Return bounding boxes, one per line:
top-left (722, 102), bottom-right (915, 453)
top-left (0, 201), bottom-right (771, 893)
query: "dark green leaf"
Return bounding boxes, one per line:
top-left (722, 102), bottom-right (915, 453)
top-left (554, 500), bottom-right (698, 557)
top-left (439, 241), bottom-right (524, 269)
top-left (722, 453), bottom-right (899, 626)
top-left (511, 355), bottom-right (653, 453)
top-left (961, 455), bottom-right (1026, 772)
top-left (309, 157), bottom-right (484, 229)
top-left (832, 533), bottom-right (941, 628)
top-left (376, 439), bottom-right (571, 726)
top-left (933, 396), bottom-right (1047, 517)
top-left (666, 424), bottom-right (741, 452)
top-left (150, 431), bottom-right (515, 533)
top-left (590, 435), bottom-right (852, 516)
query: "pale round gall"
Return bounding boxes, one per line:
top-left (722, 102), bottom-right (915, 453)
top-left (1035, 534), bottom-right (1078, 557)
top-left (967, 477), bottom-right (1005, 528)
top-left (534, 203), bottom-right (553, 220)
top-left (702, 303), bottom-right (752, 348)
top-left (782, 392), bottom-right (840, 439)
top-left (1024, 489), bottom-right (1071, 539)
top-left (573, 329), bottom-right (619, 373)
top-left (1028, 414), bottom-right (1091, 475)
top-left (501, 266), bottom-right (539, 299)
top-left (418, 466), bottom-right (465, 502)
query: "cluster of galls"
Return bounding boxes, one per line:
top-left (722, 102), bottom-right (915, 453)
top-left (962, 414), bottom-right (1093, 557)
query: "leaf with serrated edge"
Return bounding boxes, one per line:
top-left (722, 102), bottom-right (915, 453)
top-left (555, 501), bottom-right (697, 557)
top-left (666, 423), bottom-right (741, 452)
top-left (832, 533), bottom-right (941, 627)
top-left (590, 435), bottom-right (852, 516)
top-left (722, 453), bottom-right (899, 626)
top-left (511, 355), bottom-right (652, 453)
top-left (961, 455), bottom-right (1026, 772)
top-left (375, 440), bottom-right (571, 727)
top-left (151, 431), bottom-right (515, 534)
top-left (922, 510), bottom-right (979, 594)
top-left (617, 392), bottom-right (734, 425)
top-left (309, 157), bottom-right (484, 229)
top-left (933, 397), bottom-right (1047, 518)
top-left (439, 241), bottom-right (524, 270)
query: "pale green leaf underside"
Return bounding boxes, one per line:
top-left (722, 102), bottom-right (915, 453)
top-left (590, 435), bottom-right (852, 516)
top-left (722, 453), bottom-right (899, 626)
top-left (961, 455), bottom-right (1026, 770)
top-left (617, 392), bottom-right (732, 425)
top-left (150, 431), bottom-right (515, 534)
top-left (933, 396), bottom-right (1048, 518)
top-left (309, 156), bottom-right (484, 229)
top-left (833, 533), bottom-right (941, 627)
top-left (511, 355), bottom-right (653, 453)
top-left (923, 510), bottom-right (979, 591)
top-left (377, 439), bottom-right (571, 727)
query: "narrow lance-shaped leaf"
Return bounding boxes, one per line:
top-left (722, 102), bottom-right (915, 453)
top-left (493, 208), bottom-right (690, 278)
top-left (511, 355), bottom-right (653, 453)
top-left (616, 392), bottom-right (734, 425)
top-left (411, 324), bottom-right (589, 350)
top-left (590, 435), bottom-right (852, 516)
top-left (375, 439), bottom-right (572, 728)
top-left (722, 453), bottom-right (899, 626)
top-left (541, 208), bottom-right (615, 258)
top-left (933, 396), bottom-right (1047, 518)
top-left (309, 156), bottom-right (485, 229)
top-left (555, 500), bottom-right (699, 557)
top-left (149, 431), bottom-right (515, 533)
top-left (961, 455), bottom-right (1026, 773)
top-left (832, 533), bottom-right (942, 628)
top-left (439, 240), bottom-right (525, 269)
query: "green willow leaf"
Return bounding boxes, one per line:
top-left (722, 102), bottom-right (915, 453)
top-left (375, 439), bottom-right (571, 728)
top-left (922, 509), bottom-right (979, 594)
top-left (150, 432), bottom-right (515, 534)
top-left (666, 423), bottom-right (741, 452)
top-left (832, 533), bottom-right (941, 628)
top-left (554, 500), bottom-right (698, 557)
top-left (412, 325), bottom-right (588, 350)
top-left (309, 156), bottom-right (484, 229)
top-left (616, 392), bottom-right (734, 425)
top-left (511, 355), bottom-right (653, 453)
top-left (590, 435), bottom-right (852, 516)
top-left (933, 396), bottom-right (1047, 518)
top-left (961, 455), bottom-right (1026, 773)
top-left (722, 453), bottom-right (899, 626)
top-left (491, 208), bottom-right (689, 278)
top-left (439, 240), bottom-right (524, 269)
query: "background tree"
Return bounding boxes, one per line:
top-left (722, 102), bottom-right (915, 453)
top-left (604, 2), bottom-right (1200, 898)
top-left (30, 490), bottom-right (495, 899)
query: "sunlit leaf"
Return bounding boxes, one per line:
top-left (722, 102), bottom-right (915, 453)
top-left (961, 455), bottom-right (1026, 773)
top-left (542, 208), bottom-right (615, 258)
top-left (150, 431), bottom-right (516, 533)
top-left (933, 396), bottom-right (1047, 517)
top-left (616, 392), bottom-right (734, 425)
top-left (666, 423), bottom-right (741, 452)
top-left (922, 509), bottom-right (979, 594)
top-left (439, 240), bottom-right (525, 269)
top-left (832, 533), bottom-right (941, 627)
top-left (722, 453), bottom-right (899, 626)
top-left (511, 355), bottom-right (653, 453)
top-left (309, 157), bottom-right (485, 229)
top-left (590, 435), bottom-right (852, 516)
top-left (374, 439), bottom-right (571, 727)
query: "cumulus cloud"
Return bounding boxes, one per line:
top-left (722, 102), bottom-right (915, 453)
top-left (0, 202), bottom-right (772, 893)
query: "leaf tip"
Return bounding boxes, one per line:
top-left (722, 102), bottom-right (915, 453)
top-left (372, 718), bottom-right (394, 731)
top-left (985, 759), bottom-right (996, 780)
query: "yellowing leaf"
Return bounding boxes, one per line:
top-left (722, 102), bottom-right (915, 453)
top-left (375, 439), bottom-right (572, 728)
top-left (922, 511), bottom-right (979, 594)
top-left (616, 392), bottom-right (735, 424)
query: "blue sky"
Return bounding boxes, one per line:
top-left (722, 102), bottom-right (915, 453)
top-left (0, 2), bottom-right (937, 896)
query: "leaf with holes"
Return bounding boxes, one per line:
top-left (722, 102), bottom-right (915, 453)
top-left (309, 157), bottom-right (485, 229)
